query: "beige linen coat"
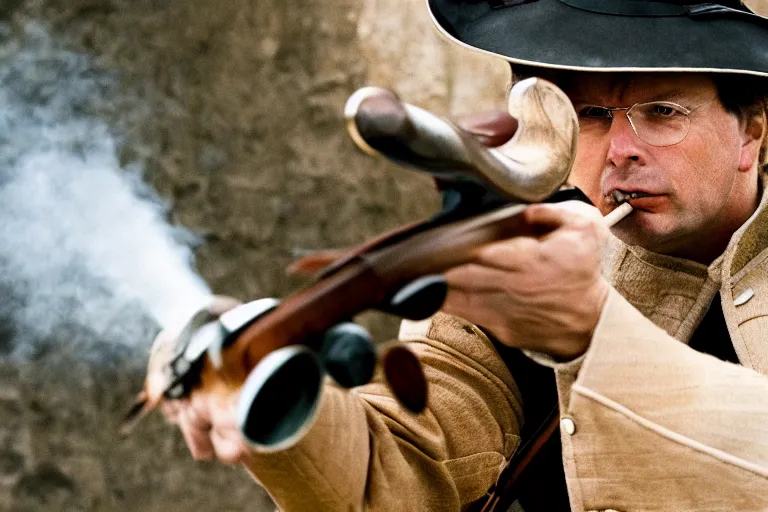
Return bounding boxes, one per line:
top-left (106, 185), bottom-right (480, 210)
top-left (243, 183), bottom-right (768, 511)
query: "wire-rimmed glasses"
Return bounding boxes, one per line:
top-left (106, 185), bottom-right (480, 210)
top-left (576, 99), bottom-right (714, 147)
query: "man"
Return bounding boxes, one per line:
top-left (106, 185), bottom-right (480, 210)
top-left (156, 0), bottom-right (768, 510)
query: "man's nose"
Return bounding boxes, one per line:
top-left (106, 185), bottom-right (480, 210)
top-left (605, 112), bottom-right (643, 167)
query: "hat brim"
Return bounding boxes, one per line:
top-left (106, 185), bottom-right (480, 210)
top-left (427, 0), bottom-right (768, 78)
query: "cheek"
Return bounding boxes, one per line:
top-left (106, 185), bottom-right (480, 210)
top-left (570, 142), bottom-right (605, 205)
top-left (667, 130), bottom-right (741, 212)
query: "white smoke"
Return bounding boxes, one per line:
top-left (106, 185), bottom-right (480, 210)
top-left (0, 22), bottom-right (212, 357)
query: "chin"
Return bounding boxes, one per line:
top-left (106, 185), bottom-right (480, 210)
top-left (610, 212), bottom-right (676, 251)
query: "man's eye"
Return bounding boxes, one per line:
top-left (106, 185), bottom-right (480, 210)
top-left (578, 106), bottom-right (612, 119)
top-left (647, 104), bottom-right (682, 117)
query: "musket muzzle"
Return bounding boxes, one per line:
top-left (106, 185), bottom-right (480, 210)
top-left (236, 323), bottom-right (385, 450)
top-left (237, 345), bottom-right (324, 451)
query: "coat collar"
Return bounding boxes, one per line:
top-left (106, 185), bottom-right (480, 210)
top-left (724, 171), bottom-right (768, 279)
top-left (603, 171), bottom-right (768, 344)
top-left (607, 171), bottom-right (768, 283)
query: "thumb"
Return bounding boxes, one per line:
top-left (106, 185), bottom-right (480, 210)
top-left (454, 110), bottom-right (518, 147)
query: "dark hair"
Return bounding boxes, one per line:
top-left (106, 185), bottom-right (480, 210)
top-left (712, 74), bottom-right (768, 168)
top-left (712, 73), bottom-right (768, 119)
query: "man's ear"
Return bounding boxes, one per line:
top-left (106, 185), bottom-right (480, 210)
top-left (738, 109), bottom-right (766, 173)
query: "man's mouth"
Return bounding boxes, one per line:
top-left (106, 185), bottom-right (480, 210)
top-left (611, 189), bottom-right (655, 204)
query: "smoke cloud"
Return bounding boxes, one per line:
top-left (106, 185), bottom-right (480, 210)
top-left (0, 22), bottom-right (211, 360)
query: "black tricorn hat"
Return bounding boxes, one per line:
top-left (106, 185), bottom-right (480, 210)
top-left (427, 0), bottom-right (768, 77)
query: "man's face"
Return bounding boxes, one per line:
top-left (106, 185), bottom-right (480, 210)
top-left (557, 72), bottom-right (758, 261)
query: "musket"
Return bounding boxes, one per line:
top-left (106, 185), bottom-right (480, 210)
top-left (122, 78), bottom-right (629, 459)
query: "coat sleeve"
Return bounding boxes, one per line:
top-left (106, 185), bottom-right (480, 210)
top-left (240, 313), bottom-right (523, 512)
top-left (559, 288), bottom-right (768, 510)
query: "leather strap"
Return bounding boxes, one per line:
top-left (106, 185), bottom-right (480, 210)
top-left (472, 405), bottom-right (561, 512)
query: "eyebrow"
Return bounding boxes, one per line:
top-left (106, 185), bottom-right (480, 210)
top-left (643, 89), bottom-right (687, 102)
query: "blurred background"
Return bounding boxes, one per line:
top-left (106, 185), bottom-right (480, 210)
top-left (0, 1), bottom-right (765, 510)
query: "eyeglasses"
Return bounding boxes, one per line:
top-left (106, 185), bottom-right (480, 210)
top-left (576, 98), bottom-right (714, 147)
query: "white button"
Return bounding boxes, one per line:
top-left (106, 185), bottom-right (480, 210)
top-left (561, 417), bottom-right (576, 435)
top-left (734, 288), bottom-right (755, 306)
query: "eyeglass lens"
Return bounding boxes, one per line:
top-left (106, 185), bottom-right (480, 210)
top-left (577, 102), bottom-right (692, 147)
top-left (628, 102), bottom-right (691, 147)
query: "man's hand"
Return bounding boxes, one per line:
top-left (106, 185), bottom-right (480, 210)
top-left (149, 297), bottom-right (251, 464)
top-left (442, 200), bottom-right (611, 361)
top-left (161, 382), bottom-right (249, 464)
